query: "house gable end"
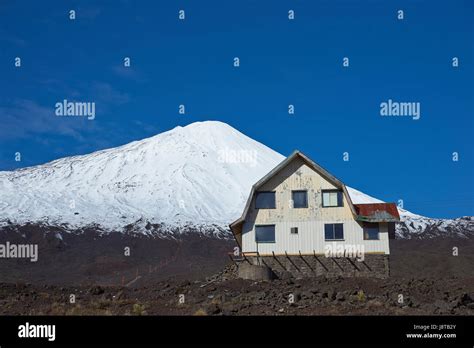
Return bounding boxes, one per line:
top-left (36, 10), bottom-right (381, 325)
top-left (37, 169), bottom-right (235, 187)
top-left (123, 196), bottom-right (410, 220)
top-left (229, 151), bottom-right (357, 241)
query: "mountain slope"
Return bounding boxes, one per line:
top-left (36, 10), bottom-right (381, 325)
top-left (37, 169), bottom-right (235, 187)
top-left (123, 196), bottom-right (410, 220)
top-left (0, 121), bottom-right (283, 231)
top-left (347, 187), bottom-right (474, 239)
top-left (0, 121), bottom-right (472, 238)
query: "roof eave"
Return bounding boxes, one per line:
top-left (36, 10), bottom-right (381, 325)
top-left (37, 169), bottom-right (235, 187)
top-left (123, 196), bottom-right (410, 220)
top-left (356, 216), bottom-right (400, 223)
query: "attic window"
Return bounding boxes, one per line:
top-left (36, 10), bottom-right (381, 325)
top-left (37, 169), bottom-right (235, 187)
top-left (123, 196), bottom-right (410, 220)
top-left (290, 227), bottom-right (298, 234)
top-left (322, 190), bottom-right (343, 207)
top-left (255, 191), bottom-right (276, 209)
top-left (292, 190), bottom-right (308, 208)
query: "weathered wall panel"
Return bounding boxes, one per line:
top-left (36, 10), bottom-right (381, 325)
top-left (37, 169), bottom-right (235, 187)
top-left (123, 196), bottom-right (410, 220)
top-left (241, 157), bottom-right (390, 255)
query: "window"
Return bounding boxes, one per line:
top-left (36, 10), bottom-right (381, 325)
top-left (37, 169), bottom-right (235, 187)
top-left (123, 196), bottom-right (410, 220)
top-left (255, 191), bottom-right (276, 209)
top-left (325, 223), bottom-right (344, 240)
top-left (292, 190), bottom-right (308, 208)
top-left (290, 227), bottom-right (298, 234)
top-left (364, 223), bottom-right (380, 240)
top-left (255, 225), bottom-right (276, 243)
top-left (322, 190), bottom-right (343, 207)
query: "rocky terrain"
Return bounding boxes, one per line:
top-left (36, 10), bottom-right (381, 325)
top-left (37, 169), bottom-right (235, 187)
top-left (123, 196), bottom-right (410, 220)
top-left (0, 225), bottom-right (235, 286)
top-left (0, 121), bottom-right (472, 317)
top-left (1, 272), bottom-right (473, 316)
top-left (0, 232), bottom-right (473, 315)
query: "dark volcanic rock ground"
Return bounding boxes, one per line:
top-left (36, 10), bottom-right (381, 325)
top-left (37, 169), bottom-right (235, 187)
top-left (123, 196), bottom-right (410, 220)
top-left (0, 224), bottom-right (235, 285)
top-left (0, 225), bottom-right (473, 315)
top-left (1, 275), bottom-right (473, 315)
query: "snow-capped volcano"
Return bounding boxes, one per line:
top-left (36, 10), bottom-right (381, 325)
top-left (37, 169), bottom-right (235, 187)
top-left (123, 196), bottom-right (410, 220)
top-left (0, 121), bottom-right (282, 231)
top-left (0, 121), bottom-right (472, 238)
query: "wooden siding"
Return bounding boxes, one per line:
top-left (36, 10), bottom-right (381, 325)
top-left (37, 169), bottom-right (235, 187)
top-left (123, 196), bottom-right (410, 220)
top-left (241, 157), bottom-right (390, 254)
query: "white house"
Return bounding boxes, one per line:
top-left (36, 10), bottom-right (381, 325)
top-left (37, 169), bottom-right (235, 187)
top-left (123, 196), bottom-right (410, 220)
top-left (229, 151), bottom-right (400, 278)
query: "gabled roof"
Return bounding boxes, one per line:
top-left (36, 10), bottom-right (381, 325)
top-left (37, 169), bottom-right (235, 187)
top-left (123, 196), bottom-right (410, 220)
top-left (229, 151), bottom-right (358, 237)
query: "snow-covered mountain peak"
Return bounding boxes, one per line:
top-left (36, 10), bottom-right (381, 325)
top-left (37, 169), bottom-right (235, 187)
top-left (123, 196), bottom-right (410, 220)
top-left (0, 121), bottom-right (284, 231)
top-left (0, 121), bottom-right (472, 239)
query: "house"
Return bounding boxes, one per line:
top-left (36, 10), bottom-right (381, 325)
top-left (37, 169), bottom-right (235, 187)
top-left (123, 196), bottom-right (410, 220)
top-left (229, 151), bottom-right (400, 278)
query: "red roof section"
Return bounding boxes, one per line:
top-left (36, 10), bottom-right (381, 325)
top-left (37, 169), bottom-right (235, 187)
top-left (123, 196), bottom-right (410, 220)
top-left (354, 203), bottom-right (400, 222)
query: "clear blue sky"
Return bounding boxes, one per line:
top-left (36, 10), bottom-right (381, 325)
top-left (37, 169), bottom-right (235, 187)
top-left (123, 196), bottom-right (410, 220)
top-left (0, 0), bottom-right (473, 219)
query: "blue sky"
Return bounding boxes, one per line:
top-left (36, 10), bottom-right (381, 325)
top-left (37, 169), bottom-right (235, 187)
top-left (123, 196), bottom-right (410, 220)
top-left (0, 0), bottom-right (473, 219)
